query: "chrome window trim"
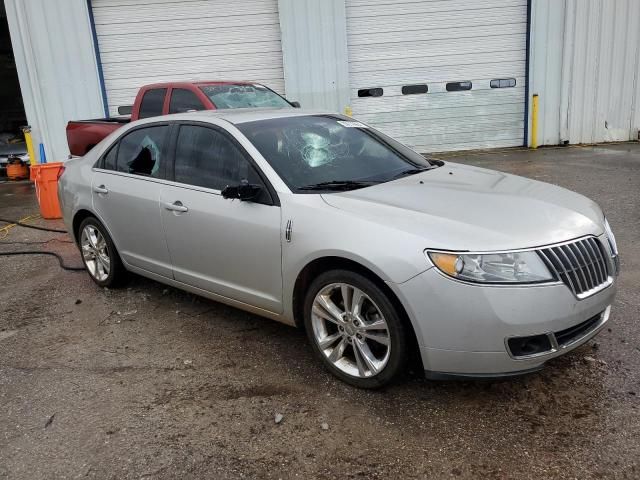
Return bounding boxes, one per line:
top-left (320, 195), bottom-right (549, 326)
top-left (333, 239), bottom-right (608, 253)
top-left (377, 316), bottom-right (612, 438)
top-left (92, 167), bottom-right (223, 194)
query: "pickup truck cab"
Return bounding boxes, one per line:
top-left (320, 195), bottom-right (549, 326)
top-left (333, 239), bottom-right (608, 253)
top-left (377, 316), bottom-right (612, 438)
top-left (66, 81), bottom-right (295, 156)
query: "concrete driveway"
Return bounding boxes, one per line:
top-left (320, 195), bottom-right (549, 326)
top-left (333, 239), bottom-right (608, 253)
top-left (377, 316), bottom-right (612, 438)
top-left (1, 143), bottom-right (639, 479)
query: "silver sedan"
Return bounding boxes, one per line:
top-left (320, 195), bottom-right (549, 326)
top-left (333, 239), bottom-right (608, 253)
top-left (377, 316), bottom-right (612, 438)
top-left (59, 109), bottom-right (619, 388)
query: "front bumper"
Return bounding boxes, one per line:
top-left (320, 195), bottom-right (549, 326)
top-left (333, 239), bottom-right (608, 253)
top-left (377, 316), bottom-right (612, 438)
top-left (390, 257), bottom-right (617, 377)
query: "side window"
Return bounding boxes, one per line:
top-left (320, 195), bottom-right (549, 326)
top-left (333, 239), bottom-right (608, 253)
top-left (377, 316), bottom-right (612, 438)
top-left (169, 89), bottom-right (205, 114)
top-left (138, 88), bottom-right (167, 119)
top-left (102, 144), bottom-right (118, 170)
top-left (116, 126), bottom-right (169, 177)
top-left (174, 125), bottom-right (263, 191)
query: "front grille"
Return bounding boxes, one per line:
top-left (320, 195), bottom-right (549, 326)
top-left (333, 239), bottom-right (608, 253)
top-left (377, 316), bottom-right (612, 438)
top-left (554, 312), bottom-right (602, 347)
top-left (538, 237), bottom-right (610, 298)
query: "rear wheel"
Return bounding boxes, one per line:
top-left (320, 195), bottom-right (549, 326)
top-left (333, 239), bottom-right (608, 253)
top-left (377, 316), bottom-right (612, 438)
top-left (78, 217), bottom-right (127, 287)
top-left (303, 269), bottom-right (408, 388)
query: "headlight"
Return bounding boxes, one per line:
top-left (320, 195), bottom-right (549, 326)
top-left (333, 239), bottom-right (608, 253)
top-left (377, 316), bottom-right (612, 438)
top-left (604, 217), bottom-right (618, 255)
top-left (427, 250), bottom-right (554, 284)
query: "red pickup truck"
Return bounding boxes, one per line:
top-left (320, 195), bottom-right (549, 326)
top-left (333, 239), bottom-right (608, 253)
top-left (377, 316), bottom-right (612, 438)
top-left (66, 81), bottom-right (297, 156)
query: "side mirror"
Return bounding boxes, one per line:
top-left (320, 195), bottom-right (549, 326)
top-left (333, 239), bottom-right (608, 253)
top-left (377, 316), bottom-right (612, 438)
top-left (221, 183), bottom-right (263, 201)
top-left (290, 101), bottom-right (301, 108)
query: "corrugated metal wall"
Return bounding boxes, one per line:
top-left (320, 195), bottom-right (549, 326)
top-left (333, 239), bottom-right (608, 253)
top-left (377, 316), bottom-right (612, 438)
top-left (530, 0), bottom-right (640, 146)
top-left (278, 0), bottom-right (350, 112)
top-left (4, 0), bottom-right (104, 161)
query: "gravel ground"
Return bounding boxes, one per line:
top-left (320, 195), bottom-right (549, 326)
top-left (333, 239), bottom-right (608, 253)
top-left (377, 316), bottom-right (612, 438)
top-left (1, 143), bottom-right (639, 479)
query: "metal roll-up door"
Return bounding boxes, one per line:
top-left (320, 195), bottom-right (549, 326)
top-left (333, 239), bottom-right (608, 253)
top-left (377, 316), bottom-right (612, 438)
top-left (346, 0), bottom-right (528, 152)
top-left (91, 0), bottom-right (285, 116)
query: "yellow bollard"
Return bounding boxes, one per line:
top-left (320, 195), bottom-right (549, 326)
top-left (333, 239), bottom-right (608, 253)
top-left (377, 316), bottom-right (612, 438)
top-left (22, 126), bottom-right (37, 165)
top-left (344, 105), bottom-right (353, 117)
top-left (531, 94), bottom-right (539, 150)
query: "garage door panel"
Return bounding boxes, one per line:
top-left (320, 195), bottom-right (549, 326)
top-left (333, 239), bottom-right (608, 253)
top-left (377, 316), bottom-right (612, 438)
top-left (350, 51), bottom-right (525, 75)
top-left (93, 0), bottom-right (277, 24)
top-left (94, 13), bottom-right (280, 36)
top-left (350, 62), bottom-right (525, 89)
top-left (98, 27), bottom-right (280, 56)
top-left (346, 0), bottom-right (526, 17)
top-left (348, 22), bottom-right (526, 47)
top-left (346, 0), bottom-right (527, 151)
top-left (349, 35), bottom-right (525, 64)
top-left (101, 52), bottom-right (284, 81)
top-left (353, 78), bottom-right (525, 99)
top-left (346, 7), bottom-right (526, 35)
top-left (372, 115), bottom-right (525, 139)
top-left (352, 88), bottom-right (525, 113)
top-left (404, 129), bottom-right (526, 154)
top-left (357, 103), bottom-right (525, 124)
top-left (101, 43), bottom-right (283, 65)
top-left (91, 0), bottom-right (285, 117)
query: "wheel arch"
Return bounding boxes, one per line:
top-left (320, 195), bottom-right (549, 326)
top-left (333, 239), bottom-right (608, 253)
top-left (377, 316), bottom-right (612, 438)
top-left (72, 209), bottom-right (96, 244)
top-left (291, 255), bottom-right (421, 368)
top-left (72, 209), bottom-right (121, 255)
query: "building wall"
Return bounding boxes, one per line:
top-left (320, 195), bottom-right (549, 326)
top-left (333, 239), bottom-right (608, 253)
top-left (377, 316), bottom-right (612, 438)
top-left (6, 0), bottom-right (639, 159)
top-left (529, 0), bottom-right (640, 146)
top-left (5, 0), bottom-right (104, 162)
top-left (278, 0), bottom-right (350, 112)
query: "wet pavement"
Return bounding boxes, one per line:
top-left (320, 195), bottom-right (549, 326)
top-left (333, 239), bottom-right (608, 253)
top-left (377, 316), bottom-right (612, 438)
top-left (1, 143), bottom-right (639, 479)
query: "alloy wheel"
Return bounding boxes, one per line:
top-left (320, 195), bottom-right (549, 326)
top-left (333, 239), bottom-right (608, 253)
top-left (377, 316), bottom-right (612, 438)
top-left (80, 225), bottom-right (111, 282)
top-left (311, 282), bottom-right (391, 378)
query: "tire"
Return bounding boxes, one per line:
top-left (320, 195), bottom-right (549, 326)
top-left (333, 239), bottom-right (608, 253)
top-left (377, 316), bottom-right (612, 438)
top-left (77, 216), bottom-right (127, 288)
top-left (303, 269), bottom-right (408, 389)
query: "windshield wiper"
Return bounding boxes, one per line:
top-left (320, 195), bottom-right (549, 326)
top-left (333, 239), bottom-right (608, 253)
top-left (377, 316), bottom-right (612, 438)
top-left (389, 166), bottom-right (434, 180)
top-left (297, 180), bottom-right (379, 191)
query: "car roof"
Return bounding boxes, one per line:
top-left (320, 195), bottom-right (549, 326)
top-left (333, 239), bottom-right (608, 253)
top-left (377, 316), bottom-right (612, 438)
top-left (143, 80), bottom-right (263, 89)
top-left (162, 108), bottom-right (336, 125)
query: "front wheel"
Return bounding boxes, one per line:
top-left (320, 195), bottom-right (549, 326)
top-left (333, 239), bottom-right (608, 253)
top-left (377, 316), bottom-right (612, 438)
top-left (303, 269), bottom-right (408, 388)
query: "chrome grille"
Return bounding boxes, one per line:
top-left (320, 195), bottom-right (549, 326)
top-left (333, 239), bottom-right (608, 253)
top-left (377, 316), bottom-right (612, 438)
top-left (538, 237), bottom-right (611, 298)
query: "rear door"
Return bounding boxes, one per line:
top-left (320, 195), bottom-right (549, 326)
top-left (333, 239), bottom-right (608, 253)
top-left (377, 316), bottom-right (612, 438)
top-left (92, 124), bottom-right (173, 277)
top-left (159, 123), bottom-right (283, 313)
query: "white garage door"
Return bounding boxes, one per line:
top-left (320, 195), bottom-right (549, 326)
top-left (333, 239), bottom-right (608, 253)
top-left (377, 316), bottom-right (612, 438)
top-left (91, 0), bottom-right (285, 116)
top-left (346, 0), bottom-right (528, 152)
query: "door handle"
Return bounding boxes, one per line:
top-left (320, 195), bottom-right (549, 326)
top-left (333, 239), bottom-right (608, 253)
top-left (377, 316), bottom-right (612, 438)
top-left (93, 184), bottom-right (109, 194)
top-left (164, 201), bottom-right (189, 213)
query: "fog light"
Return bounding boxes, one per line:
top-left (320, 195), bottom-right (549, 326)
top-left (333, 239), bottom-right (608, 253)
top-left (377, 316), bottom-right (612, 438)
top-left (507, 334), bottom-right (553, 358)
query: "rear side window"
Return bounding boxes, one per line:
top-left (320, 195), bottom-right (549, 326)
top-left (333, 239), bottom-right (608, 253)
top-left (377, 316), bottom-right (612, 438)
top-left (446, 81), bottom-right (472, 92)
top-left (490, 78), bottom-right (517, 88)
top-left (402, 84), bottom-right (428, 95)
top-left (174, 125), bottom-right (262, 191)
top-left (169, 88), bottom-right (206, 114)
top-left (116, 125), bottom-right (169, 177)
top-left (358, 88), bottom-right (383, 98)
top-left (102, 145), bottom-right (118, 170)
top-left (138, 88), bottom-right (166, 119)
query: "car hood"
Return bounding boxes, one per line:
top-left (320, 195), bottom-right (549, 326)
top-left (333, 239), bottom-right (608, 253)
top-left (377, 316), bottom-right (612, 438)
top-left (321, 162), bottom-right (604, 251)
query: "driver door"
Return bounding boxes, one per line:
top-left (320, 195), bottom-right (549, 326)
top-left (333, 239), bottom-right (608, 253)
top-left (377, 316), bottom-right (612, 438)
top-left (159, 123), bottom-right (283, 313)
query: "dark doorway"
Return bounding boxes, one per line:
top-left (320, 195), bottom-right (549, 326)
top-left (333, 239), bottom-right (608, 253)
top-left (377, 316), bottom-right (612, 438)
top-left (0, 2), bottom-right (28, 174)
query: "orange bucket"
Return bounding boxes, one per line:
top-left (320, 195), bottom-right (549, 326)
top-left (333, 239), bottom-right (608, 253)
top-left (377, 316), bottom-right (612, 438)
top-left (6, 162), bottom-right (29, 180)
top-left (31, 162), bottom-right (64, 219)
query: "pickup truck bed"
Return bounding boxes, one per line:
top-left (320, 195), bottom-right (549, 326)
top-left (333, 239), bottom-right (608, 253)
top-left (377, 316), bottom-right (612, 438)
top-left (67, 117), bottom-right (130, 156)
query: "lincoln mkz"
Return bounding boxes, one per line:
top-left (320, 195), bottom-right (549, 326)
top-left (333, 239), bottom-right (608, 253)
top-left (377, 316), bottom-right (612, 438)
top-left (59, 109), bottom-right (619, 388)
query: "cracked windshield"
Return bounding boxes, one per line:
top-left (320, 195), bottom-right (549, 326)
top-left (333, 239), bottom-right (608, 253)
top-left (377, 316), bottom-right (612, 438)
top-left (238, 115), bottom-right (436, 191)
top-left (200, 84), bottom-right (291, 109)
